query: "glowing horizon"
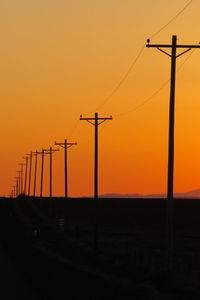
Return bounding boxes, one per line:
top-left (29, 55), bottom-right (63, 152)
top-left (1, 0), bottom-right (200, 197)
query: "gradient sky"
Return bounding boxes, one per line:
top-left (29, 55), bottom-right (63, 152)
top-left (1, 0), bottom-right (200, 197)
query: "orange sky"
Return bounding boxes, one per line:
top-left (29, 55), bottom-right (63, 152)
top-left (1, 0), bottom-right (200, 197)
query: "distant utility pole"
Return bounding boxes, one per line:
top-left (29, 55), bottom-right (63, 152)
top-left (33, 151), bottom-right (38, 197)
top-left (28, 152), bottom-right (33, 196)
top-left (55, 139), bottom-right (77, 199)
top-left (146, 35), bottom-right (200, 251)
top-left (17, 170), bottom-right (21, 195)
top-left (40, 149), bottom-right (45, 197)
top-left (23, 155), bottom-right (29, 195)
top-left (12, 186), bottom-right (16, 198)
top-left (18, 163), bottom-right (24, 195)
top-left (80, 112), bottom-right (112, 251)
top-left (15, 177), bottom-right (18, 197)
top-left (40, 149), bottom-right (50, 197)
top-left (43, 147), bottom-right (59, 198)
top-left (32, 150), bottom-right (42, 197)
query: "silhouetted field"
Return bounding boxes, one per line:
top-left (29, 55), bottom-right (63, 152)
top-left (2, 197), bottom-right (200, 298)
top-left (23, 197), bottom-right (200, 234)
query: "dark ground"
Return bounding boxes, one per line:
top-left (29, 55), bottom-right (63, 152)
top-left (0, 197), bottom-right (200, 299)
top-left (0, 198), bottom-right (167, 300)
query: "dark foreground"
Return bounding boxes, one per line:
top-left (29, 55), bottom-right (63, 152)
top-left (0, 198), bottom-right (166, 300)
top-left (0, 197), bottom-right (200, 299)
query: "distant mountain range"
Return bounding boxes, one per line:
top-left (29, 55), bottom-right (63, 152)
top-left (100, 189), bottom-right (200, 199)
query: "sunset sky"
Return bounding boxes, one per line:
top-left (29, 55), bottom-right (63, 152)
top-left (1, 0), bottom-right (200, 197)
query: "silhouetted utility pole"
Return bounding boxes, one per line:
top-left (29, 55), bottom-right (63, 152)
top-left (17, 170), bottom-right (21, 195)
top-left (27, 152), bottom-right (33, 196)
top-left (18, 163), bottom-right (24, 195)
top-left (55, 139), bottom-right (77, 199)
top-left (40, 149), bottom-right (44, 197)
top-left (40, 149), bottom-right (49, 197)
top-left (43, 147), bottom-right (59, 198)
top-left (80, 112), bottom-right (112, 251)
top-left (13, 186), bottom-right (16, 198)
top-left (146, 36), bottom-right (200, 252)
top-left (32, 150), bottom-right (42, 197)
top-left (12, 185), bottom-right (15, 198)
top-left (33, 151), bottom-right (38, 197)
top-left (23, 155), bottom-right (29, 195)
top-left (15, 177), bottom-right (18, 197)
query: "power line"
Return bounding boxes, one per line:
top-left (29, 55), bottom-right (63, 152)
top-left (149, 0), bottom-right (193, 39)
top-left (95, 45), bottom-right (145, 111)
top-left (114, 49), bottom-right (195, 118)
top-left (92, 0), bottom-right (193, 112)
top-left (66, 1), bottom-right (193, 142)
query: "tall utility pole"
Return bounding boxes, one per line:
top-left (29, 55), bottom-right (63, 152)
top-left (80, 112), bottom-right (112, 251)
top-left (55, 139), bottom-right (77, 199)
top-left (28, 152), bottom-right (33, 196)
top-left (43, 147), bottom-right (59, 198)
top-left (146, 36), bottom-right (200, 251)
top-left (23, 155), bottom-right (29, 195)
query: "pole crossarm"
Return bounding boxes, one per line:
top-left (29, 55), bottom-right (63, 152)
top-left (55, 141), bottom-right (77, 149)
top-left (43, 148), bottom-right (59, 155)
top-left (32, 151), bottom-right (42, 156)
top-left (146, 44), bottom-right (200, 49)
top-left (80, 114), bottom-right (112, 126)
top-left (147, 40), bottom-right (200, 58)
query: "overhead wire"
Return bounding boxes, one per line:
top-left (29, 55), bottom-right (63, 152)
top-left (91, 0), bottom-right (193, 113)
top-left (114, 49), bottom-right (195, 118)
top-left (94, 45), bottom-right (145, 112)
top-left (149, 0), bottom-right (193, 39)
top-left (68, 0), bottom-right (194, 138)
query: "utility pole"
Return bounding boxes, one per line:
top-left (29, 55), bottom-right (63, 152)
top-left (146, 36), bottom-right (200, 252)
top-left (15, 177), bottom-right (18, 197)
top-left (80, 112), bottom-right (112, 251)
top-left (43, 147), bottom-right (59, 198)
top-left (13, 186), bottom-right (16, 198)
top-left (32, 150), bottom-right (42, 197)
top-left (55, 139), bottom-right (77, 199)
top-left (40, 149), bottom-right (50, 197)
top-left (23, 155), bottom-right (29, 195)
top-left (17, 170), bottom-right (21, 195)
top-left (33, 151), bottom-right (38, 197)
top-left (18, 163), bottom-right (24, 195)
top-left (28, 152), bottom-right (33, 196)
top-left (40, 149), bottom-right (45, 197)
